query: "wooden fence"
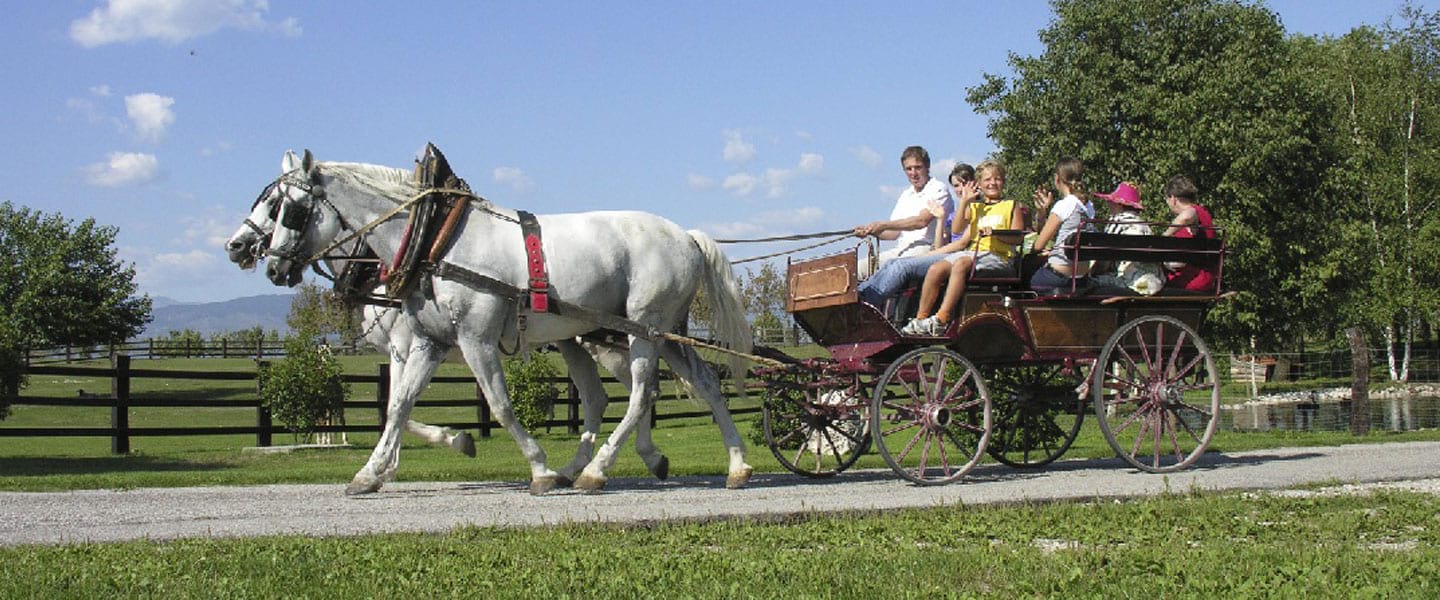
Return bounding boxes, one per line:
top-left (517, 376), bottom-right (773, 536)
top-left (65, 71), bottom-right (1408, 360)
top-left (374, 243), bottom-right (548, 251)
top-left (2, 355), bottom-right (756, 454)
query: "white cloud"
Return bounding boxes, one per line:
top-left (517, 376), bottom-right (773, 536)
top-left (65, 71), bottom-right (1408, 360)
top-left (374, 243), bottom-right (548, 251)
top-left (758, 206), bottom-right (824, 226)
top-left (722, 130), bottom-right (756, 164)
top-left (125, 93), bottom-right (175, 142)
top-left (70, 0), bottom-right (302, 48)
top-left (852, 145), bottom-right (884, 169)
top-left (493, 166), bottom-right (534, 192)
top-left (90, 84), bottom-right (112, 97)
top-left (83, 152), bottom-right (160, 187)
top-left (703, 221), bottom-right (764, 240)
top-left (723, 169), bottom-right (796, 199)
top-left (722, 173), bottom-right (760, 196)
top-left (200, 141), bottom-right (234, 157)
top-left (687, 173), bottom-right (716, 190)
top-left (798, 153), bottom-right (825, 176)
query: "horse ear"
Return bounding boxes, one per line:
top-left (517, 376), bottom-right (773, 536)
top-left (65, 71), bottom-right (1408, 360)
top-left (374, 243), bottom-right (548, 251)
top-left (302, 149), bottom-right (314, 174)
top-left (282, 150), bottom-right (300, 173)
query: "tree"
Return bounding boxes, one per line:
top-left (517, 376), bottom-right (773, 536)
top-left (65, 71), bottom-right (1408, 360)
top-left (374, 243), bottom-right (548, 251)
top-left (1321, 6), bottom-right (1440, 381)
top-left (740, 262), bottom-right (790, 344)
top-left (0, 201), bottom-right (150, 418)
top-left (286, 282), bottom-right (361, 344)
top-left (967, 0), bottom-right (1341, 351)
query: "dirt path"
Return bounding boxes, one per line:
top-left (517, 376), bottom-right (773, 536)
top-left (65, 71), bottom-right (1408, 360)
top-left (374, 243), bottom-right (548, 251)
top-left (5, 441), bottom-right (1440, 546)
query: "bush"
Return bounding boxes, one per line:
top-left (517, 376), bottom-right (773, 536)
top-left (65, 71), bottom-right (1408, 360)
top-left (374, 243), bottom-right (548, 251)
top-left (258, 333), bottom-right (348, 442)
top-left (503, 352), bottom-right (559, 430)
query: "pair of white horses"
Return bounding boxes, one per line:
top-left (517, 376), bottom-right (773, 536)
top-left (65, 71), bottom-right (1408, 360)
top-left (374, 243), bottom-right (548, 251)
top-left (225, 150), bottom-right (754, 494)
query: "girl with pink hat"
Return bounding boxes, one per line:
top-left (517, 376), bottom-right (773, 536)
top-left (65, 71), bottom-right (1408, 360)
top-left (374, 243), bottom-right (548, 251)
top-left (1091, 182), bottom-right (1164, 295)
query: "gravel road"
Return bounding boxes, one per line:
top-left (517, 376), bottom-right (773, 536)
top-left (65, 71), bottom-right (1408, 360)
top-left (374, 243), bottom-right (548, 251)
top-left (5, 440), bottom-right (1440, 546)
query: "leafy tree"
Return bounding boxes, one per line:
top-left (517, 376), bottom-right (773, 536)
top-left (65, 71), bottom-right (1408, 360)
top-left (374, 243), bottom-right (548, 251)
top-left (740, 262), bottom-right (789, 343)
top-left (0, 201), bottom-right (150, 418)
top-left (967, 0), bottom-right (1340, 351)
top-left (1305, 5), bottom-right (1440, 380)
top-left (286, 282), bottom-right (361, 344)
top-left (258, 329), bottom-right (349, 442)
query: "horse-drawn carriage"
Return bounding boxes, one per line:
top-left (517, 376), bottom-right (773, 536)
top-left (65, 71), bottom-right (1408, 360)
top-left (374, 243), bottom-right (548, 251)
top-left (753, 228), bottom-right (1228, 484)
top-left (230, 144), bottom-right (1228, 494)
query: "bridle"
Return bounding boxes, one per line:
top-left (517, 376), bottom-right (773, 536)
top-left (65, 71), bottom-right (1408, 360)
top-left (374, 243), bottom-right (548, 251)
top-left (265, 168), bottom-right (345, 264)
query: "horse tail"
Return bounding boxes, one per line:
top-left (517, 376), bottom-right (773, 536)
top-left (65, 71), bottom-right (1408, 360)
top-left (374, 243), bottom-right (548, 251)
top-left (687, 230), bottom-right (753, 395)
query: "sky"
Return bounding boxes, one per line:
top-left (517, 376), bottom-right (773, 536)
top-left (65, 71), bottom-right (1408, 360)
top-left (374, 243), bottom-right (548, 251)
top-left (0, 0), bottom-right (1422, 303)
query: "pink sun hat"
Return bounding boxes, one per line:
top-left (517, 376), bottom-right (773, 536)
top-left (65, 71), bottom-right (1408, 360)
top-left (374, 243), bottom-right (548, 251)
top-left (1094, 182), bottom-right (1142, 210)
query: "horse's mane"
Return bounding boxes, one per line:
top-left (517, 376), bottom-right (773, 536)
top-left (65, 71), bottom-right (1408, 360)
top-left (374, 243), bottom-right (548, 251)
top-left (318, 161), bottom-right (418, 199)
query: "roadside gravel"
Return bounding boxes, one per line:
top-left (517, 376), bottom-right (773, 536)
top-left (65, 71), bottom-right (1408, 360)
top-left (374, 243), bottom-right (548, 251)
top-left (4, 440), bottom-right (1440, 546)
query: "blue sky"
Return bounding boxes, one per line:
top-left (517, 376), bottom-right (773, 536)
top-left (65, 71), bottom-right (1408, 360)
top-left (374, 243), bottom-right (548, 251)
top-left (0, 1), bottom-right (1417, 303)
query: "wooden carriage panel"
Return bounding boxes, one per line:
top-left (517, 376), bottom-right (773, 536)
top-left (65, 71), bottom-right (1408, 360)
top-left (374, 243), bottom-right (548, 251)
top-left (787, 252), bottom-right (857, 312)
top-left (1024, 305), bottom-right (1121, 352)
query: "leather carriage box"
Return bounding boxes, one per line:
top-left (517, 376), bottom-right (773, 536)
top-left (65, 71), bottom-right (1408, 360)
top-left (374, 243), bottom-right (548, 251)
top-left (786, 252), bottom-right (858, 312)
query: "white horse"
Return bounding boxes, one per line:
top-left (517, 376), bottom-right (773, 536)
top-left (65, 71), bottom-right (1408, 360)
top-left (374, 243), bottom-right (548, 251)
top-left (255, 150), bottom-right (753, 494)
top-left (223, 153), bottom-right (676, 484)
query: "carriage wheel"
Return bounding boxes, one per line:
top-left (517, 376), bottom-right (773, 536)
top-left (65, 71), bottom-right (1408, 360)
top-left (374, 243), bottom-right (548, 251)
top-left (983, 362), bottom-right (1085, 468)
top-left (1093, 315), bottom-right (1220, 473)
top-left (761, 371), bottom-right (870, 478)
top-left (871, 347), bottom-right (991, 485)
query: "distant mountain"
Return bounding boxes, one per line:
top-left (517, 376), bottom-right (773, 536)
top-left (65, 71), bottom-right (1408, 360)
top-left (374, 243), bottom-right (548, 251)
top-left (141, 294), bottom-right (294, 339)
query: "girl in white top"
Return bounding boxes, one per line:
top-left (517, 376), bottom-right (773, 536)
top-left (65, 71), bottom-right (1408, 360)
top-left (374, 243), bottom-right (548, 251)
top-left (1029, 157), bottom-right (1095, 296)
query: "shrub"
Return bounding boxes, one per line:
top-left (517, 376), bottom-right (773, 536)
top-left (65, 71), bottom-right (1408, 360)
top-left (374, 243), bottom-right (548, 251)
top-left (503, 352), bottom-right (558, 431)
top-left (258, 332), bottom-right (348, 442)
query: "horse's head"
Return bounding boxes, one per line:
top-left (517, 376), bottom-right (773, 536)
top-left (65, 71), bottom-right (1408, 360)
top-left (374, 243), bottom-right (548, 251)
top-left (264, 150), bottom-right (345, 287)
top-left (225, 150), bottom-right (306, 269)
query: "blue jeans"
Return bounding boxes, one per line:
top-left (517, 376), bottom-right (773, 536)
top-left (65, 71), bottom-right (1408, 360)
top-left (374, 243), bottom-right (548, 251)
top-left (858, 254), bottom-right (948, 307)
top-left (1030, 263), bottom-right (1089, 296)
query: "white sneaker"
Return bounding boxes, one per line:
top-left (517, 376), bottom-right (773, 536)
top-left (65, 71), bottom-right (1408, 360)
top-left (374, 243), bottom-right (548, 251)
top-left (900, 316), bottom-right (943, 336)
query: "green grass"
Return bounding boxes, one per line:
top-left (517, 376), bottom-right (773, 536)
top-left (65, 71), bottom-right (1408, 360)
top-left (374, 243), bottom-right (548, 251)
top-left (6, 351), bottom-right (1440, 492)
top-left (4, 488), bottom-right (1438, 598)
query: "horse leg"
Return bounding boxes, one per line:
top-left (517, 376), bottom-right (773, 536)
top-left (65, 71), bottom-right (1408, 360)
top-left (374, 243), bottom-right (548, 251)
top-left (347, 336), bottom-right (446, 495)
top-left (404, 420), bottom-right (476, 458)
top-left (553, 340), bottom-right (606, 482)
top-left (574, 337), bottom-right (660, 491)
top-left (455, 337), bottom-right (564, 495)
top-left (657, 342), bottom-right (752, 488)
top-left (385, 352), bottom-right (474, 457)
top-left (585, 340), bottom-right (668, 480)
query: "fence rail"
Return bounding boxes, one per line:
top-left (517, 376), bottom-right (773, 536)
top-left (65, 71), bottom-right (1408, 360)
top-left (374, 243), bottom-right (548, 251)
top-left (2, 355), bottom-right (755, 453)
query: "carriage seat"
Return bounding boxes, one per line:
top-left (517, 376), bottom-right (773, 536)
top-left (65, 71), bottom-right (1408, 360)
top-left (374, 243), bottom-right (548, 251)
top-left (1036, 228), bottom-right (1227, 300)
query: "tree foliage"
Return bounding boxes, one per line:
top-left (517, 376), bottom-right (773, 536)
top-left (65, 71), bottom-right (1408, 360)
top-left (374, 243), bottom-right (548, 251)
top-left (1296, 5), bottom-right (1440, 378)
top-left (0, 201), bottom-right (151, 351)
top-left (286, 282), bottom-right (361, 343)
top-left (967, 0), bottom-right (1343, 350)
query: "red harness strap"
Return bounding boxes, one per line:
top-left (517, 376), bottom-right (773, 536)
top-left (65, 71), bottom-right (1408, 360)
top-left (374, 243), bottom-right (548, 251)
top-left (517, 210), bottom-right (549, 313)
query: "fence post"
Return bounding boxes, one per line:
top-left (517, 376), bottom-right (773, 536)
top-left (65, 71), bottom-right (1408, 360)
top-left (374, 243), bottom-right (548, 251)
top-left (110, 353), bottom-right (131, 454)
top-left (476, 383), bottom-right (492, 438)
top-left (255, 361), bottom-right (272, 447)
top-left (375, 363), bottom-right (390, 430)
top-left (567, 381), bottom-right (580, 435)
top-left (1348, 326), bottom-right (1371, 436)
top-left (222, 339), bottom-right (229, 359)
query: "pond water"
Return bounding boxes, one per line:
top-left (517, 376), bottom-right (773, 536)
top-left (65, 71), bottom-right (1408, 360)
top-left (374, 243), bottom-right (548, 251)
top-left (1223, 394), bottom-right (1440, 433)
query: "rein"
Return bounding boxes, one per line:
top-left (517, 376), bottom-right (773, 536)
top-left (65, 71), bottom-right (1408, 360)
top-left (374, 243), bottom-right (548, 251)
top-left (299, 185), bottom-right (478, 268)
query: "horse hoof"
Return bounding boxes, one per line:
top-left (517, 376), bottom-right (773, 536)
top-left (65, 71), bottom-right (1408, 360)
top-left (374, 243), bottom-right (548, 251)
top-left (529, 476), bottom-right (560, 496)
top-left (554, 473), bottom-right (574, 488)
top-left (650, 456), bottom-right (670, 480)
top-left (725, 465), bottom-right (754, 489)
top-left (573, 472), bottom-right (608, 492)
top-left (452, 432), bottom-right (476, 458)
top-left (345, 480), bottom-right (381, 496)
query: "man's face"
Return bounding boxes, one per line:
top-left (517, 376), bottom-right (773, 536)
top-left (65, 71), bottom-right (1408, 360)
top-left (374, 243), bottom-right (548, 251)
top-left (902, 157), bottom-right (929, 191)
